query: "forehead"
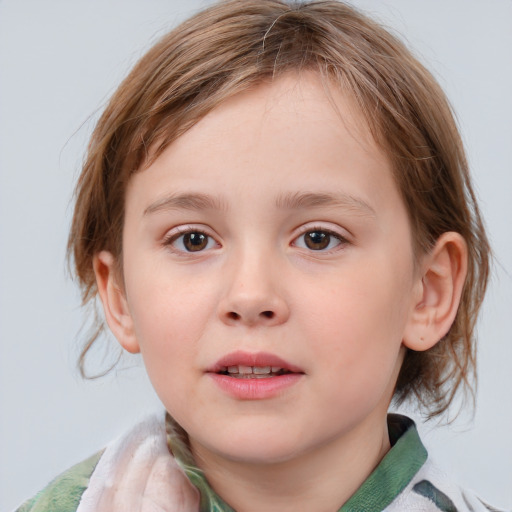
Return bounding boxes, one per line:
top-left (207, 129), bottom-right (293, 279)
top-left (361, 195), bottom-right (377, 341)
top-left (126, 72), bottom-right (401, 223)
top-left (180, 72), bottom-right (377, 163)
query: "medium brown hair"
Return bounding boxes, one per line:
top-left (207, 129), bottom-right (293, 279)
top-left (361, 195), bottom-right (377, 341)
top-left (68, 0), bottom-right (490, 418)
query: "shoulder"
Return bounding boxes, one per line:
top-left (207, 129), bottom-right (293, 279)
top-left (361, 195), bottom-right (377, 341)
top-left (375, 416), bottom-right (506, 512)
top-left (387, 457), bottom-right (507, 512)
top-left (14, 450), bottom-right (104, 512)
top-left (14, 414), bottom-right (200, 512)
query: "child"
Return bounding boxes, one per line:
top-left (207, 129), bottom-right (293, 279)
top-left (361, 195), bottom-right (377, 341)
top-left (14, 1), bottom-right (507, 511)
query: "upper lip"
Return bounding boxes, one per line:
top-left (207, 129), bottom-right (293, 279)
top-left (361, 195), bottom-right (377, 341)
top-left (208, 350), bottom-right (304, 374)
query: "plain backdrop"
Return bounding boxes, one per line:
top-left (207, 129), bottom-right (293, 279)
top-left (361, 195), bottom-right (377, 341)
top-left (0, 0), bottom-right (511, 510)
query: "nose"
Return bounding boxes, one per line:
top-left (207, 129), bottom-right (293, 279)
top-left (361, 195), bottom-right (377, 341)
top-left (218, 252), bottom-right (290, 327)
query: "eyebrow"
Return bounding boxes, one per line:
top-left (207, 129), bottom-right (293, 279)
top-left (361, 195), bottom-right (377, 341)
top-left (275, 191), bottom-right (376, 216)
top-left (144, 193), bottom-right (228, 215)
top-left (144, 191), bottom-right (375, 216)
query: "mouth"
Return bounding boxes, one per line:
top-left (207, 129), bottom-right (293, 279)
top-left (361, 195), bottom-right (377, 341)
top-left (207, 351), bottom-right (304, 399)
top-left (208, 350), bottom-right (304, 378)
top-left (216, 365), bottom-right (296, 379)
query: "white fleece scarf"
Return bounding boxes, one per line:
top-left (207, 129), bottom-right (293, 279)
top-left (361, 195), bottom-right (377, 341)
top-left (76, 416), bottom-right (200, 512)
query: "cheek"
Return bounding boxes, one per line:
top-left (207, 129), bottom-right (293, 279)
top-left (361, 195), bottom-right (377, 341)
top-left (312, 259), bottom-right (410, 331)
top-left (125, 279), bottom-right (209, 413)
top-left (122, 262), bottom-right (219, 383)
top-left (126, 259), bottom-right (215, 336)
top-left (299, 258), bottom-right (412, 384)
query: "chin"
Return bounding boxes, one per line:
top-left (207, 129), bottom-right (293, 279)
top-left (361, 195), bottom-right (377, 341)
top-left (196, 425), bottom-right (311, 466)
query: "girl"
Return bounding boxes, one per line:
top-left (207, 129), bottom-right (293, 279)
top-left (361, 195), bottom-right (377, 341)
top-left (5, 1), bottom-right (511, 510)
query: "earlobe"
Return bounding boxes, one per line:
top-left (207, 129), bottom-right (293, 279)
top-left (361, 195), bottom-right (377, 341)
top-left (403, 232), bottom-right (468, 352)
top-left (93, 251), bottom-right (140, 354)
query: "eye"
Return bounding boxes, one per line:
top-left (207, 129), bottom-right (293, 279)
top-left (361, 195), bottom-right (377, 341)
top-left (293, 229), bottom-right (345, 251)
top-left (166, 229), bottom-right (218, 253)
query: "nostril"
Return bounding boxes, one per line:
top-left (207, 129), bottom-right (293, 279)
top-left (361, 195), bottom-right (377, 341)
top-left (224, 310), bottom-right (277, 322)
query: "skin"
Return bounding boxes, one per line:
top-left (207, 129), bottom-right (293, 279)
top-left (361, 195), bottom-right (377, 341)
top-left (95, 72), bottom-right (467, 511)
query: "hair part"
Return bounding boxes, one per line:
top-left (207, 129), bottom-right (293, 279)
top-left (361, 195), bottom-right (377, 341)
top-left (68, 0), bottom-right (490, 418)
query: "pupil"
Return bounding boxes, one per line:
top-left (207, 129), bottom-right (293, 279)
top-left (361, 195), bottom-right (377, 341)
top-left (306, 231), bottom-right (330, 250)
top-left (184, 233), bottom-right (207, 251)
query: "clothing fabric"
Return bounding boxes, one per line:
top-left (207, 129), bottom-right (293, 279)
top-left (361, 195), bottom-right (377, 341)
top-left (15, 414), bottom-right (504, 512)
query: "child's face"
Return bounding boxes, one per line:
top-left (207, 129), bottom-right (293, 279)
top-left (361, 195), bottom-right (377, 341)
top-left (114, 73), bottom-right (422, 465)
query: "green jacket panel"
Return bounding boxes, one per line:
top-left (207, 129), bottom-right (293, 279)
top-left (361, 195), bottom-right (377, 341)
top-left (15, 450), bottom-right (104, 512)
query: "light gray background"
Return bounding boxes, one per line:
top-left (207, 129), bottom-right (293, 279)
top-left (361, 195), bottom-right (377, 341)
top-left (1, 0), bottom-right (511, 510)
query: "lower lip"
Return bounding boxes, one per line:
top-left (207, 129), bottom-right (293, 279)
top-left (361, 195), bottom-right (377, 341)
top-left (208, 373), bottom-right (303, 400)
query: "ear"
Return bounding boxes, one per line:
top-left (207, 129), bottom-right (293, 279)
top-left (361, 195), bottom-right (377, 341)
top-left (403, 232), bottom-right (468, 352)
top-left (93, 251), bottom-right (140, 354)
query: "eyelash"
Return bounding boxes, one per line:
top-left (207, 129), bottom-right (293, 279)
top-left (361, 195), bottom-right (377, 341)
top-left (163, 227), bottom-right (219, 254)
top-left (162, 225), bottom-right (349, 255)
top-left (292, 226), bottom-right (348, 253)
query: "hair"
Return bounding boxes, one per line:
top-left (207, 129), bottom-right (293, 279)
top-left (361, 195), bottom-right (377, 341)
top-left (68, 0), bottom-right (490, 418)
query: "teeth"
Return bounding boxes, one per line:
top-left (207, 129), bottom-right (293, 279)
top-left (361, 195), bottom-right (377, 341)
top-left (253, 366), bottom-right (271, 374)
top-left (222, 365), bottom-right (284, 375)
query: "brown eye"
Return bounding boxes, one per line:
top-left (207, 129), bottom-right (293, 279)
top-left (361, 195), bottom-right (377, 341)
top-left (168, 230), bottom-right (216, 253)
top-left (304, 231), bottom-right (331, 250)
top-left (293, 229), bottom-right (345, 252)
top-left (182, 232), bottom-right (208, 251)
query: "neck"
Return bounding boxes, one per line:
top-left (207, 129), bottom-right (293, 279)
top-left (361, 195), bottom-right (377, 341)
top-left (191, 415), bottom-right (391, 512)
